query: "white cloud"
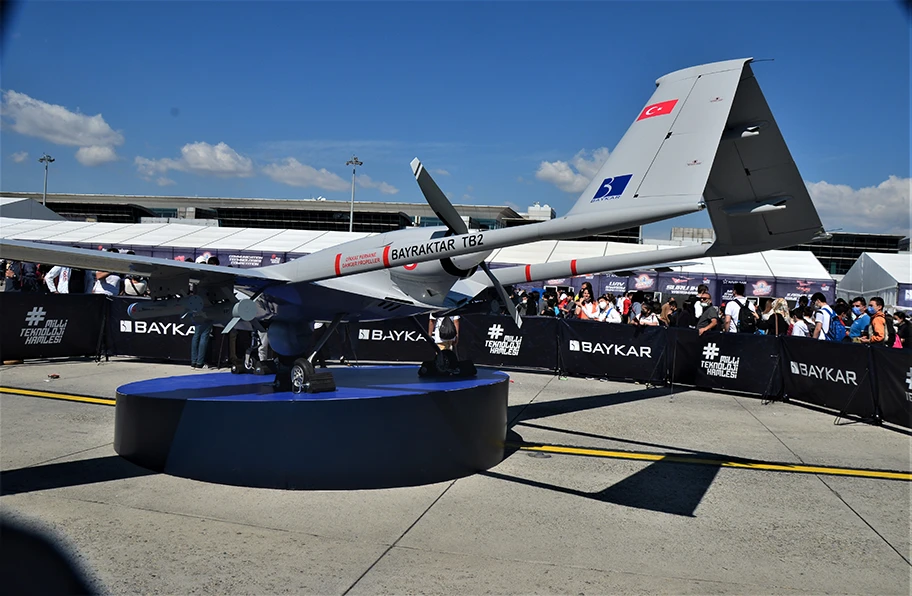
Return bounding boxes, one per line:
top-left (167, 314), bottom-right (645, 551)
top-left (156, 177), bottom-right (176, 187)
top-left (535, 147), bottom-right (610, 193)
top-left (1, 90), bottom-right (123, 166)
top-left (75, 145), bottom-right (117, 166)
top-left (262, 157), bottom-right (350, 191)
top-left (432, 168), bottom-right (450, 176)
top-left (135, 141), bottom-right (254, 179)
top-left (806, 175), bottom-right (911, 236)
top-left (358, 174), bottom-right (399, 195)
top-left (11, 151), bottom-right (28, 163)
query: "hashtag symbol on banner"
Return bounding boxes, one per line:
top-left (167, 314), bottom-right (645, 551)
top-left (25, 307), bottom-right (46, 326)
top-left (488, 324), bottom-right (504, 340)
top-left (702, 343), bottom-right (720, 360)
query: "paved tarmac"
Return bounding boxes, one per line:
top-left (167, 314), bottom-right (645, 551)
top-left (1, 357), bottom-right (910, 595)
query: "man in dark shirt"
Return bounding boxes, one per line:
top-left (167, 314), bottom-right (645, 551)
top-left (696, 292), bottom-right (719, 335)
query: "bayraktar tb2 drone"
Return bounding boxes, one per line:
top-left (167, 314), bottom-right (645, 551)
top-left (0, 58), bottom-right (824, 392)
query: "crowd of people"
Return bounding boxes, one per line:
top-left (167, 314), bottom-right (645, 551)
top-left (2, 250), bottom-right (149, 297)
top-left (500, 282), bottom-right (910, 349)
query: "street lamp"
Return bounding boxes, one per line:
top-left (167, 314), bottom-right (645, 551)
top-left (38, 153), bottom-right (55, 206)
top-left (346, 155), bottom-right (363, 233)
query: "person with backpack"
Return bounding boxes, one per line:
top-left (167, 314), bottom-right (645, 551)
top-left (724, 283), bottom-right (757, 333)
top-left (860, 297), bottom-right (887, 346)
top-left (429, 313), bottom-right (459, 353)
top-left (811, 292), bottom-right (845, 342)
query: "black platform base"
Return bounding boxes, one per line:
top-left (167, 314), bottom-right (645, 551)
top-left (114, 366), bottom-right (509, 489)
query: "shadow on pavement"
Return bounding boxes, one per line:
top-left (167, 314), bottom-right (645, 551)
top-left (1, 455), bottom-right (157, 496)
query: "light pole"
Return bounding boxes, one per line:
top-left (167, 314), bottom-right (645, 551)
top-left (346, 155), bottom-right (363, 233)
top-left (38, 153), bottom-right (55, 206)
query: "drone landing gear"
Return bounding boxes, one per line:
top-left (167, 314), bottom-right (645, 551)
top-left (273, 314), bottom-right (345, 394)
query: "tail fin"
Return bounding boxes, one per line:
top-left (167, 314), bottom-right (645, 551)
top-left (702, 62), bottom-right (824, 255)
top-left (567, 58), bottom-right (751, 217)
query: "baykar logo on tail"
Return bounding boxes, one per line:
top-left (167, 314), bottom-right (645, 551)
top-left (591, 174), bottom-right (633, 203)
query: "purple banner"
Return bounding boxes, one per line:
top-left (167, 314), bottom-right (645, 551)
top-left (775, 278), bottom-right (835, 304)
top-left (718, 277), bottom-right (776, 302)
top-left (897, 284), bottom-right (912, 309)
top-left (600, 273), bottom-right (629, 297)
top-left (657, 273), bottom-right (716, 297)
top-left (628, 271), bottom-right (658, 293)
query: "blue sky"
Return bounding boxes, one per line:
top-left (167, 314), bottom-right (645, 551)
top-left (2, 1), bottom-right (909, 237)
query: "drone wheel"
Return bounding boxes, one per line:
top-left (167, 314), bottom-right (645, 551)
top-left (290, 358), bottom-right (315, 394)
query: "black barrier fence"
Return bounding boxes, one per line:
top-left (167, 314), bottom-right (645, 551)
top-left (780, 338), bottom-right (878, 420)
top-left (1, 293), bottom-right (909, 428)
top-left (559, 320), bottom-right (666, 383)
top-left (458, 315), bottom-right (560, 370)
top-left (0, 293), bottom-right (107, 361)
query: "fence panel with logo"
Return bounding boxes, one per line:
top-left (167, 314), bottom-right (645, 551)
top-left (457, 315), bottom-right (559, 370)
top-left (107, 297), bottom-right (250, 365)
top-left (780, 337), bottom-right (878, 419)
top-left (107, 297), bottom-right (199, 361)
top-left (870, 348), bottom-right (912, 428)
top-left (0, 293), bottom-right (107, 361)
top-left (558, 320), bottom-right (667, 382)
top-left (343, 316), bottom-right (436, 362)
top-left (694, 332), bottom-right (782, 397)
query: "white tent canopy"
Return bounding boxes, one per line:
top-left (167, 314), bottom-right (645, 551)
top-left (837, 252), bottom-right (911, 309)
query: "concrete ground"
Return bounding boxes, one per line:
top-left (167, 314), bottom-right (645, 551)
top-left (1, 357), bottom-right (910, 595)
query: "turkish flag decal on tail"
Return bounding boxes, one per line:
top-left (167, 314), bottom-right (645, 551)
top-left (637, 99), bottom-right (678, 121)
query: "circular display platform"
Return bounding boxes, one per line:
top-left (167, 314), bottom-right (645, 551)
top-left (114, 366), bottom-right (509, 489)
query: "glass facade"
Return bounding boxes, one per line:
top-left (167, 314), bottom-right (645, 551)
top-left (50, 202), bottom-right (158, 224)
top-left (215, 208), bottom-right (412, 233)
top-left (781, 233), bottom-right (905, 275)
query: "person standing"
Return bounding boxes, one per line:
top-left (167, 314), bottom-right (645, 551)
top-left (696, 292), bottom-right (719, 335)
top-left (847, 296), bottom-right (870, 342)
top-left (894, 311), bottom-right (910, 348)
top-left (859, 297), bottom-right (886, 345)
top-left (45, 265), bottom-right (73, 294)
top-left (429, 313), bottom-right (460, 354)
top-left (724, 283), bottom-right (757, 333)
top-left (810, 292), bottom-right (834, 341)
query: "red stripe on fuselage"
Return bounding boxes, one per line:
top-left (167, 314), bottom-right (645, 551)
top-left (570, 259), bottom-right (577, 275)
top-left (525, 264), bottom-right (532, 282)
top-left (383, 245), bottom-right (390, 267)
top-left (334, 253), bottom-right (342, 276)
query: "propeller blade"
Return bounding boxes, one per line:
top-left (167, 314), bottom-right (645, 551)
top-left (222, 317), bottom-right (240, 334)
top-left (410, 158), bottom-right (468, 236)
top-left (480, 261), bottom-right (522, 329)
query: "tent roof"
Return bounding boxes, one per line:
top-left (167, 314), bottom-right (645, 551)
top-left (866, 253), bottom-right (911, 284)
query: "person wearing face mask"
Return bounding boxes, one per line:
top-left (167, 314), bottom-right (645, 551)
top-left (860, 297), bottom-right (886, 344)
top-left (696, 293), bottom-right (718, 335)
top-left (599, 294), bottom-right (622, 323)
top-left (635, 302), bottom-right (660, 326)
top-left (847, 296), bottom-right (870, 342)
